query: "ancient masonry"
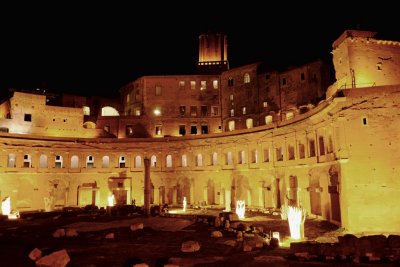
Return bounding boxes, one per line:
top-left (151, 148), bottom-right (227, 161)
top-left (0, 30), bottom-right (399, 234)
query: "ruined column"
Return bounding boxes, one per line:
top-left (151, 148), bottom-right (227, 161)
top-left (144, 158), bottom-right (150, 216)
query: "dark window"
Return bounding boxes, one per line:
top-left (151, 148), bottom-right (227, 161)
top-left (228, 78), bottom-right (234, 87)
top-left (200, 106), bottom-right (208, 116)
top-left (201, 125), bottom-right (208, 134)
top-left (362, 117), bottom-right (368, 125)
top-left (282, 78), bottom-right (286, 86)
top-left (190, 125), bottom-right (197, 134)
top-left (179, 106), bottom-right (186, 116)
top-left (300, 73), bottom-right (305, 80)
top-left (179, 125), bottom-right (186, 136)
top-left (24, 114), bottom-right (32, 122)
top-left (126, 125), bottom-right (134, 136)
top-left (190, 106), bottom-right (197, 116)
top-left (319, 136), bottom-right (325, 156)
top-left (309, 140), bottom-right (316, 157)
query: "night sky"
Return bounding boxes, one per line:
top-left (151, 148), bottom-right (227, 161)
top-left (1, 3), bottom-right (398, 101)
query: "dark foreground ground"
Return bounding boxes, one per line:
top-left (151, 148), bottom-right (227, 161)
top-left (0, 208), bottom-right (396, 267)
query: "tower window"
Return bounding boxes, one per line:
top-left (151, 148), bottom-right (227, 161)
top-left (300, 73), bottom-right (305, 81)
top-left (244, 73), bottom-right (250, 83)
top-left (179, 106), bottom-right (186, 116)
top-left (362, 117), bottom-right (368, 125)
top-left (282, 78), bottom-right (286, 86)
top-left (24, 114), bottom-right (32, 122)
top-left (228, 77), bottom-right (234, 87)
top-left (155, 85), bottom-right (162, 96)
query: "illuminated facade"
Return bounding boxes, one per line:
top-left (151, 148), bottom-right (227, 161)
top-left (0, 30), bottom-right (399, 234)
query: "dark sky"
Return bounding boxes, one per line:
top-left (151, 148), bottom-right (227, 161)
top-left (1, 3), bottom-right (398, 100)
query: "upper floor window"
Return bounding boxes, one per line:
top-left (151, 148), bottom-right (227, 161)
top-left (83, 106), bottom-right (90, 116)
top-left (213, 80), bottom-right (219, 89)
top-left (200, 81), bottom-right (206, 90)
top-left (155, 85), bottom-right (162, 96)
top-left (300, 73), bottom-right (305, 81)
top-left (282, 78), bottom-right (286, 86)
top-left (24, 114), bottom-right (32, 122)
top-left (244, 73), bottom-right (250, 83)
top-left (242, 106), bottom-right (246, 115)
top-left (179, 81), bottom-right (185, 89)
top-left (228, 77), bottom-right (234, 87)
top-left (179, 106), bottom-right (186, 116)
top-left (190, 81), bottom-right (196, 90)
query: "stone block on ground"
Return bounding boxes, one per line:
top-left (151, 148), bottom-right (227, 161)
top-left (211, 231), bottom-right (223, 238)
top-left (29, 248), bottom-right (42, 261)
top-left (35, 249), bottom-right (70, 267)
top-left (130, 223), bottom-right (144, 231)
top-left (105, 233), bottom-right (114, 239)
top-left (52, 229), bottom-right (65, 238)
top-left (65, 228), bottom-right (78, 237)
top-left (181, 241), bottom-right (200, 252)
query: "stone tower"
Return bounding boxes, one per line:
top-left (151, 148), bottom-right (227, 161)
top-left (197, 33), bottom-right (229, 74)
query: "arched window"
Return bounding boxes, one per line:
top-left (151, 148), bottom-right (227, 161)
top-left (23, 154), bottom-right (32, 168)
top-left (226, 152), bottom-right (233, 165)
top-left (39, 154), bottom-right (48, 168)
top-left (119, 156), bottom-right (126, 168)
top-left (239, 150), bottom-right (246, 164)
top-left (212, 152), bottom-right (218, 166)
top-left (86, 155), bottom-right (94, 168)
top-left (8, 153), bottom-right (16, 168)
top-left (166, 155), bottom-right (173, 168)
top-left (246, 118), bottom-right (253, 129)
top-left (101, 106), bottom-right (120, 116)
top-left (181, 154), bottom-right (187, 167)
top-left (102, 156), bottom-right (110, 168)
top-left (55, 155), bottom-right (63, 168)
top-left (196, 154), bottom-right (203, 167)
top-left (244, 73), bottom-right (250, 83)
top-left (83, 106), bottom-right (90, 116)
top-left (228, 120), bottom-right (235, 131)
top-left (150, 155), bottom-right (157, 167)
top-left (135, 156), bottom-right (142, 168)
top-left (71, 155), bottom-right (79, 169)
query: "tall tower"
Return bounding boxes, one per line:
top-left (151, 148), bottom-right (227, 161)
top-left (197, 33), bottom-right (229, 74)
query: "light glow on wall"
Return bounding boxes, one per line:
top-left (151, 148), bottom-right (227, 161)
top-left (107, 194), bottom-right (115, 207)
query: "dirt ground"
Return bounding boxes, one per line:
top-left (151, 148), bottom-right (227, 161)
top-left (0, 209), bottom-right (393, 267)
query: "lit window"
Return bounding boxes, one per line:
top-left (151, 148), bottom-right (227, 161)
top-left (190, 81), bottom-right (196, 89)
top-left (263, 102), bottom-right (268, 108)
top-left (228, 120), bottom-right (235, 131)
top-left (154, 108), bottom-right (161, 116)
top-left (134, 108), bottom-right (141, 116)
top-left (151, 155), bottom-right (157, 167)
top-left (226, 152), bottom-right (233, 165)
top-left (196, 154), bottom-right (203, 167)
top-left (83, 106), bottom-right (90, 116)
top-left (155, 85), bottom-right (162, 96)
top-left (230, 109), bottom-right (234, 117)
top-left (244, 73), bottom-right (250, 83)
top-left (212, 152), bottom-right (218, 166)
top-left (166, 155), bottom-right (172, 168)
top-left (242, 106), bottom-right (246, 115)
top-left (246, 118), bottom-right (253, 128)
top-left (200, 81), bottom-right (206, 90)
top-left (181, 154), bottom-right (187, 167)
top-left (155, 125), bottom-right (162, 136)
top-left (126, 94), bottom-right (130, 103)
top-left (230, 94), bottom-right (233, 101)
top-left (135, 156), bottom-right (142, 168)
top-left (179, 81), bottom-right (185, 89)
top-left (213, 80), bottom-right (219, 89)
top-left (211, 106), bottom-right (219, 116)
